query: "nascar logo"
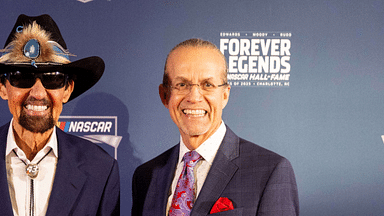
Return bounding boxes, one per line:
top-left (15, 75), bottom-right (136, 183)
top-left (57, 121), bottom-right (113, 133)
top-left (58, 116), bottom-right (122, 159)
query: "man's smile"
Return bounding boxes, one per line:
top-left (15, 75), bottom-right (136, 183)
top-left (25, 104), bottom-right (48, 112)
top-left (23, 99), bottom-right (51, 116)
top-left (182, 109), bottom-right (207, 117)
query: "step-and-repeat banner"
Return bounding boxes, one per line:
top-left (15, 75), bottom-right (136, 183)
top-left (1, 1), bottom-right (383, 215)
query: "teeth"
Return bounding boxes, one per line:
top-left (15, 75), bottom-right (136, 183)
top-left (26, 104), bottom-right (48, 111)
top-left (183, 109), bottom-right (206, 116)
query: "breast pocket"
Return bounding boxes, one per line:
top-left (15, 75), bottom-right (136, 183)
top-left (208, 208), bottom-right (243, 215)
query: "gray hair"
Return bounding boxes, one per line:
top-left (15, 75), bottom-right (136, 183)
top-left (162, 38), bottom-right (228, 87)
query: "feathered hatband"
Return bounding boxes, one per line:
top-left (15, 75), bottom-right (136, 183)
top-left (0, 21), bottom-right (73, 65)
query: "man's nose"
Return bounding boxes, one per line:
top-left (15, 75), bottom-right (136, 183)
top-left (29, 79), bottom-right (47, 99)
top-left (186, 84), bottom-right (203, 103)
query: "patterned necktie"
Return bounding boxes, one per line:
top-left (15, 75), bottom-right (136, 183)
top-left (169, 151), bottom-right (202, 216)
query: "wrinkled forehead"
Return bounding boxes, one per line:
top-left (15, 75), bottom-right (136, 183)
top-left (166, 46), bottom-right (227, 81)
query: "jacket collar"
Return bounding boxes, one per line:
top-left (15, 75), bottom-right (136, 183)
top-left (45, 127), bottom-right (87, 216)
top-left (191, 126), bottom-right (240, 216)
top-left (0, 122), bottom-right (14, 215)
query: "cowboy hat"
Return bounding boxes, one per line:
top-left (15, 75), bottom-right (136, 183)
top-left (0, 14), bottom-right (104, 102)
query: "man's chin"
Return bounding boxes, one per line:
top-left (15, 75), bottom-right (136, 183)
top-left (180, 126), bottom-right (209, 137)
top-left (19, 114), bottom-right (55, 134)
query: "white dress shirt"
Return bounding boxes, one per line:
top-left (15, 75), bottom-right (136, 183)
top-left (5, 119), bottom-right (58, 216)
top-left (166, 121), bottom-right (226, 215)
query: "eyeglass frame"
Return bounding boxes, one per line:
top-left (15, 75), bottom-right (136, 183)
top-left (166, 81), bottom-right (228, 95)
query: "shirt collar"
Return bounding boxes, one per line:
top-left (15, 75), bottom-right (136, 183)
top-left (5, 118), bottom-right (59, 160)
top-left (179, 121), bottom-right (226, 165)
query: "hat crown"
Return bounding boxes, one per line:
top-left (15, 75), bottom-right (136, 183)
top-left (0, 14), bottom-right (105, 103)
top-left (4, 14), bottom-right (67, 50)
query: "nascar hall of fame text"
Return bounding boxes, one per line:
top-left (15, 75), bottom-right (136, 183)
top-left (220, 31), bottom-right (291, 87)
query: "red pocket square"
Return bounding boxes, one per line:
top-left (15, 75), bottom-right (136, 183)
top-left (210, 197), bottom-right (234, 214)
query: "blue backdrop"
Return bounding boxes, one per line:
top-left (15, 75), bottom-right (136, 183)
top-left (1, 0), bottom-right (384, 215)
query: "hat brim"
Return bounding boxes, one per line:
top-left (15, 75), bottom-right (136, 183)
top-left (0, 56), bottom-right (104, 102)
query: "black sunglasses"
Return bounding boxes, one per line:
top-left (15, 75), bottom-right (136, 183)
top-left (2, 71), bottom-right (69, 89)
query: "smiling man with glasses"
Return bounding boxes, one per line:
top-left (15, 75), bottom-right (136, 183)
top-left (0, 14), bottom-right (119, 216)
top-left (132, 38), bottom-right (299, 216)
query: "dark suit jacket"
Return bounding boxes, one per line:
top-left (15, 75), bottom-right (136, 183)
top-left (0, 122), bottom-right (120, 216)
top-left (132, 126), bottom-right (299, 216)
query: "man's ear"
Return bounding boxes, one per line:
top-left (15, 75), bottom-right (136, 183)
top-left (159, 84), bottom-right (169, 108)
top-left (0, 82), bottom-right (8, 101)
top-left (62, 80), bottom-right (74, 103)
top-left (221, 84), bottom-right (231, 109)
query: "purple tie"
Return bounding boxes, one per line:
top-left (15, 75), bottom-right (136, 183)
top-left (169, 151), bottom-right (202, 216)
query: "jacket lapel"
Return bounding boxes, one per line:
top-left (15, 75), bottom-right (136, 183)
top-left (191, 126), bottom-right (240, 216)
top-left (45, 128), bottom-right (87, 216)
top-left (0, 122), bottom-right (14, 215)
top-left (143, 145), bottom-right (179, 215)
top-left (159, 145), bottom-right (179, 215)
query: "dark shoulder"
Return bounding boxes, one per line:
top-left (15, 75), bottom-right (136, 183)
top-left (224, 126), bottom-right (286, 163)
top-left (239, 137), bottom-right (283, 156)
top-left (135, 145), bottom-right (177, 173)
top-left (237, 137), bottom-right (288, 167)
top-left (0, 122), bottom-right (10, 136)
top-left (0, 123), bottom-right (9, 130)
top-left (0, 123), bottom-right (9, 149)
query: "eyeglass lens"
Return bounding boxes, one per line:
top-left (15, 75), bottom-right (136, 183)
top-left (7, 71), bottom-right (67, 89)
top-left (172, 82), bottom-right (227, 94)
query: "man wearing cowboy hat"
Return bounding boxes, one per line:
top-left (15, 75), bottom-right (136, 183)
top-left (0, 14), bottom-right (120, 215)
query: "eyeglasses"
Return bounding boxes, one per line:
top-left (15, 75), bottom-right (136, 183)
top-left (169, 81), bottom-right (228, 95)
top-left (2, 71), bottom-right (68, 89)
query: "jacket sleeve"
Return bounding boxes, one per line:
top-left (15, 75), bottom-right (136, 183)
top-left (97, 159), bottom-right (120, 216)
top-left (257, 158), bottom-right (299, 216)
